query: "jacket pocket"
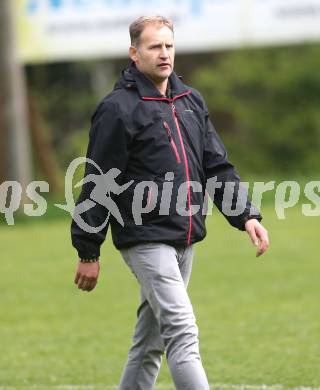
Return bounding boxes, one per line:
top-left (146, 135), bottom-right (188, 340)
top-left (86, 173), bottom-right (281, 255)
top-left (163, 121), bottom-right (181, 164)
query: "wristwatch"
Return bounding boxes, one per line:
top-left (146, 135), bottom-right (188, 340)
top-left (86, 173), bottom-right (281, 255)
top-left (79, 257), bottom-right (99, 263)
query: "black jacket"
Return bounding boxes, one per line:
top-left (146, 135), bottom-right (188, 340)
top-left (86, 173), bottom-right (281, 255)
top-left (71, 63), bottom-right (261, 259)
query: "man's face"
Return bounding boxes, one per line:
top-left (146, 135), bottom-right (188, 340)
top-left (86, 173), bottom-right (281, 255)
top-left (130, 24), bottom-right (175, 85)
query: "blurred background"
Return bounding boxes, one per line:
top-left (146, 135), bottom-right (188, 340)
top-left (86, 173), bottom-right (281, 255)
top-left (0, 0), bottom-right (320, 388)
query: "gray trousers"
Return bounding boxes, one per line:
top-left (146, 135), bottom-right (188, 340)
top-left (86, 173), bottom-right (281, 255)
top-left (119, 243), bottom-right (210, 390)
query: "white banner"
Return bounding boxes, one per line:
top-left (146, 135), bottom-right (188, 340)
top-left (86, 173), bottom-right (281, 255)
top-left (15, 0), bottom-right (320, 64)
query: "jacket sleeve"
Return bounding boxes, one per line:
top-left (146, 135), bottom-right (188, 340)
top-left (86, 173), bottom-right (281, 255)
top-left (203, 109), bottom-right (262, 230)
top-left (71, 101), bottom-right (132, 259)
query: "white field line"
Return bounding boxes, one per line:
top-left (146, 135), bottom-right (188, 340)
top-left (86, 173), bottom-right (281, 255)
top-left (0, 385), bottom-right (320, 390)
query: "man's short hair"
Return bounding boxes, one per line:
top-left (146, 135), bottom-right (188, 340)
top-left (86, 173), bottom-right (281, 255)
top-left (129, 16), bottom-right (174, 47)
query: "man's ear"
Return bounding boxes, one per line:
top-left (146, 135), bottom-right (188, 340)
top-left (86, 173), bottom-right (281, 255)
top-left (129, 46), bottom-right (138, 63)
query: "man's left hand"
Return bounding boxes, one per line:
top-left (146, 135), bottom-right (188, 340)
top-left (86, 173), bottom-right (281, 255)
top-left (245, 219), bottom-right (269, 257)
top-left (74, 260), bottom-right (100, 291)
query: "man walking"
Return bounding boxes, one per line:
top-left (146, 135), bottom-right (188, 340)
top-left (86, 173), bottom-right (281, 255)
top-left (71, 16), bottom-right (269, 390)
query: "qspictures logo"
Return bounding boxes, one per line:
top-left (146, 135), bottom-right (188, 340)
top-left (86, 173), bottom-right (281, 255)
top-left (0, 157), bottom-right (319, 230)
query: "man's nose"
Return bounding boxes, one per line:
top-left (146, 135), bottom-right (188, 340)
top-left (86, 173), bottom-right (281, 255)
top-left (160, 46), bottom-right (169, 59)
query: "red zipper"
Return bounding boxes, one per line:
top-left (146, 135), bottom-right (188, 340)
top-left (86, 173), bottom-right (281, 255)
top-left (163, 121), bottom-right (181, 164)
top-left (141, 90), bottom-right (193, 245)
top-left (171, 103), bottom-right (192, 245)
top-left (147, 186), bottom-right (152, 207)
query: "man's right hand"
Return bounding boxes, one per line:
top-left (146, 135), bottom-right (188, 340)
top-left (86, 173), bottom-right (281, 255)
top-left (74, 260), bottom-right (100, 292)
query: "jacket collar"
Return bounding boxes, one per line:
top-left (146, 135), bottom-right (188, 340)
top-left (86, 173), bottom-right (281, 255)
top-left (119, 62), bottom-right (190, 99)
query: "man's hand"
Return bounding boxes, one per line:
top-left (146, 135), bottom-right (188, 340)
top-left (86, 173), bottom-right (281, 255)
top-left (74, 261), bottom-right (100, 292)
top-left (245, 219), bottom-right (269, 257)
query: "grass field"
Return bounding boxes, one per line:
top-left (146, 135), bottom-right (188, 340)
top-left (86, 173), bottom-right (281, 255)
top-left (0, 204), bottom-right (319, 389)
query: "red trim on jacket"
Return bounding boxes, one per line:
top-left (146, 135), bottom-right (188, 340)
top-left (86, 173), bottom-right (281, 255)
top-left (142, 90), bottom-right (193, 244)
top-left (142, 90), bottom-right (192, 102)
top-left (163, 121), bottom-right (182, 164)
top-left (171, 104), bottom-right (193, 245)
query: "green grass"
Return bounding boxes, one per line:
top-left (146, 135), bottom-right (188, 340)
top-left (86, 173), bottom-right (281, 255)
top-left (0, 204), bottom-right (319, 388)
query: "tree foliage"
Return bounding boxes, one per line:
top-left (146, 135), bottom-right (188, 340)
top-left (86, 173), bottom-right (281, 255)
top-left (191, 44), bottom-right (320, 175)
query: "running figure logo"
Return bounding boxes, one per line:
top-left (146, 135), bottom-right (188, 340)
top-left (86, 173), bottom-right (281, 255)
top-left (55, 157), bottom-right (133, 233)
